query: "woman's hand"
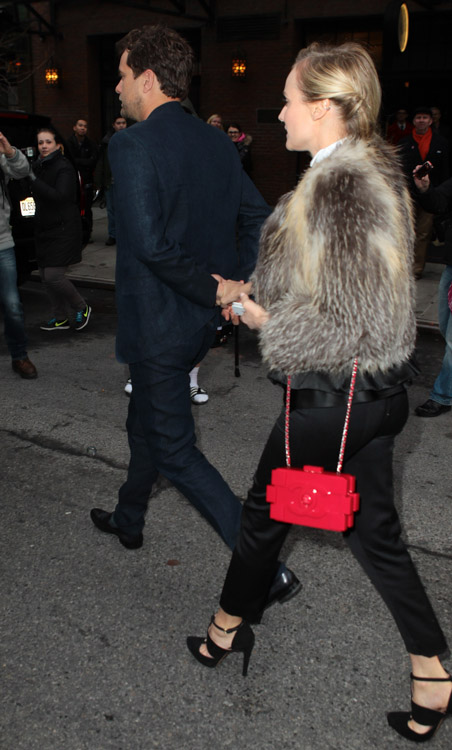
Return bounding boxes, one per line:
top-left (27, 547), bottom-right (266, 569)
top-left (0, 132), bottom-right (15, 158)
top-left (238, 293), bottom-right (269, 330)
top-left (413, 164), bottom-right (431, 193)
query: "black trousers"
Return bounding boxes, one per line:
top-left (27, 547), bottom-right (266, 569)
top-left (220, 392), bottom-right (448, 657)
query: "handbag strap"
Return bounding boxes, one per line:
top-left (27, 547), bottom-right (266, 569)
top-left (284, 357), bottom-right (359, 472)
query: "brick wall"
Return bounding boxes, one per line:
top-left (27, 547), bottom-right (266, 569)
top-left (28, 0), bottom-right (439, 204)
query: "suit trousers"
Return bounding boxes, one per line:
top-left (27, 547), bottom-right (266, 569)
top-left (220, 391), bottom-right (448, 656)
top-left (113, 317), bottom-right (242, 550)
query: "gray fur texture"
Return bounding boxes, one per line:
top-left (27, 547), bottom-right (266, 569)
top-left (252, 136), bottom-right (416, 375)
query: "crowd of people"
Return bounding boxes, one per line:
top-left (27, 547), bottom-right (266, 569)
top-left (1, 22), bottom-right (452, 745)
top-left (0, 95), bottom-right (254, 389)
top-left (0, 118), bottom-right (96, 377)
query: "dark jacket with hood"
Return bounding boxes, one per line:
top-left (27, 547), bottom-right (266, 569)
top-left (31, 149), bottom-right (82, 267)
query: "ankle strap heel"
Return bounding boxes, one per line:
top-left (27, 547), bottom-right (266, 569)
top-left (210, 615), bottom-right (243, 634)
top-left (388, 672), bottom-right (452, 742)
top-left (187, 616), bottom-right (255, 677)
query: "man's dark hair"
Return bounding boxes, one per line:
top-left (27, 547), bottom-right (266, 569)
top-left (116, 25), bottom-right (194, 100)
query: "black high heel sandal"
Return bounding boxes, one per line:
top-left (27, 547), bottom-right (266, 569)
top-left (387, 672), bottom-right (452, 742)
top-left (187, 616), bottom-right (255, 677)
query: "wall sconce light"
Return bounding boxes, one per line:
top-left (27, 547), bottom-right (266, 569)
top-left (232, 57), bottom-right (247, 78)
top-left (384, 1), bottom-right (409, 54)
top-left (45, 67), bottom-right (61, 87)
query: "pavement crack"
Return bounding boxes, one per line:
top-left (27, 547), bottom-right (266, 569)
top-left (407, 543), bottom-right (452, 562)
top-left (1, 428), bottom-right (128, 471)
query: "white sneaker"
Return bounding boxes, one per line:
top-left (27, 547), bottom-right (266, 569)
top-left (124, 378), bottom-right (132, 395)
top-left (190, 386), bottom-right (208, 404)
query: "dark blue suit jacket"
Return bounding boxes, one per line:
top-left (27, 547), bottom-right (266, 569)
top-left (109, 101), bottom-right (270, 364)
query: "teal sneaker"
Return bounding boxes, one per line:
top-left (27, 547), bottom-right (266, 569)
top-left (75, 305), bottom-right (92, 331)
top-left (40, 318), bottom-right (70, 331)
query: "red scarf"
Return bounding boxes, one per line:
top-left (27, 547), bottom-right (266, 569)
top-left (412, 128), bottom-right (432, 161)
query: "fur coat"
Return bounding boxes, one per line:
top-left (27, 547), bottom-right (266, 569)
top-left (253, 136), bottom-right (416, 376)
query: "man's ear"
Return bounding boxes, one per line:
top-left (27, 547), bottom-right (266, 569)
top-left (142, 69), bottom-right (156, 94)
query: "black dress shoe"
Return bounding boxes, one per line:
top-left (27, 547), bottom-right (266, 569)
top-left (248, 568), bottom-right (302, 624)
top-left (90, 508), bottom-right (143, 549)
top-left (415, 399), bottom-right (451, 418)
top-left (265, 568), bottom-right (302, 610)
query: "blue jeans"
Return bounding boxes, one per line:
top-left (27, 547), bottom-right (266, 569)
top-left (105, 186), bottom-right (115, 239)
top-left (0, 245), bottom-right (28, 360)
top-left (430, 264), bottom-right (452, 405)
top-left (114, 319), bottom-right (242, 549)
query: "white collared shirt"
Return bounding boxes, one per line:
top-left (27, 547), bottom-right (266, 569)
top-left (310, 139), bottom-right (346, 167)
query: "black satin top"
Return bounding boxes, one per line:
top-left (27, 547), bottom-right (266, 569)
top-left (269, 358), bottom-right (419, 408)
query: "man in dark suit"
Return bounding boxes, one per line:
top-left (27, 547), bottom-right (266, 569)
top-left (90, 25), bottom-right (300, 608)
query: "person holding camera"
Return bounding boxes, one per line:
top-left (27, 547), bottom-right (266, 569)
top-left (414, 165), bottom-right (452, 418)
top-left (187, 43), bottom-right (451, 742)
top-left (0, 132), bottom-right (37, 379)
top-left (400, 106), bottom-right (449, 279)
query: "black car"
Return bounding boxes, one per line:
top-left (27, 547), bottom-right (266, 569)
top-left (0, 110), bottom-right (89, 285)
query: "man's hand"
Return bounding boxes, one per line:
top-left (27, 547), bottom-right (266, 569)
top-left (0, 132), bottom-right (15, 158)
top-left (212, 276), bottom-right (252, 307)
top-left (413, 164), bottom-right (431, 193)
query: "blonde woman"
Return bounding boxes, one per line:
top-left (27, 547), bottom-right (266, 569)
top-left (206, 113), bottom-right (223, 129)
top-left (187, 43), bottom-right (451, 742)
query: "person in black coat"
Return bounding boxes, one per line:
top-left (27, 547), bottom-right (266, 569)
top-left (66, 119), bottom-right (98, 242)
top-left (400, 106), bottom-right (449, 278)
top-left (89, 25), bottom-right (300, 611)
top-left (226, 122), bottom-right (252, 175)
top-left (31, 128), bottom-right (91, 331)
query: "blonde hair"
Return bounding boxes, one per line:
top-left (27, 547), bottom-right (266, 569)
top-left (207, 113), bottom-right (223, 125)
top-left (295, 42), bottom-right (381, 140)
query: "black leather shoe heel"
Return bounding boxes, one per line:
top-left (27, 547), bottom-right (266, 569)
top-left (415, 400), bottom-right (451, 418)
top-left (265, 568), bottom-right (302, 610)
top-left (387, 673), bottom-right (452, 742)
top-left (90, 508), bottom-right (143, 549)
top-left (187, 616), bottom-right (255, 677)
top-left (248, 568), bottom-right (302, 625)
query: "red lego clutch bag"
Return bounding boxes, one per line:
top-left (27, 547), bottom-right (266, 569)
top-left (267, 465), bottom-right (359, 531)
top-left (267, 359), bottom-right (360, 532)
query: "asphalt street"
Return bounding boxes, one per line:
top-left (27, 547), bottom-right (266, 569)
top-left (1, 283), bottom-right (452, 750)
